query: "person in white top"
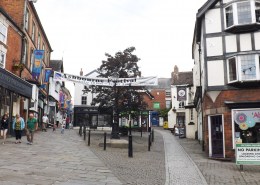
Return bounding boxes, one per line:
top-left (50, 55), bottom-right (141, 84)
top-left (42, 113), bottom-right (49, 132)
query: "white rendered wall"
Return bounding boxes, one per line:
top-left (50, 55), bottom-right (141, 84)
top-left (207, 60), bottom-right (225, 86)
top-left (225, 35), bottom-right (237, 53)
top-left (240, 34), bottom-right (252, 51)
top-left (254, 32), bottom-right (260, 50)
top-left (206, 37), bottom-right (223, 56)
top-left (205, 8), bottom-right (221, 34)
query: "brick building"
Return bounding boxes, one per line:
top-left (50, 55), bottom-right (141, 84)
top-left (193, 0), bottom-right (260, 159)
top-left (0, 0), bottom-right (52, 125)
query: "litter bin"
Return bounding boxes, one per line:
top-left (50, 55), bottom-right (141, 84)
top-left (163, 121), bottom-right (168, 129)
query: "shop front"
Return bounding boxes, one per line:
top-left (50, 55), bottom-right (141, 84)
top-left (232, 109), bottom-right (260, 147)
top-left (0, 68), bottom-right (32, 132)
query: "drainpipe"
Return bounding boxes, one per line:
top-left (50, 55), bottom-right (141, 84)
top-left (198, 42), bottom-right (205, 151)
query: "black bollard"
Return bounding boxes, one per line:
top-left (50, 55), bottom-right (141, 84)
top-left (148, 134), bottom-right (151, 151)
top-left (128, 135), bottom-right (133, 157)
top-left (79, 125), bottom-right (82, 136)
top-left (83, 126), bottom-right (86, 140)
top-left (152, 129), bottom-right (154, 142)
top-left (104, 132), bottom-right (107, 151)
top-left (88, 130), bottom-right (91, 146)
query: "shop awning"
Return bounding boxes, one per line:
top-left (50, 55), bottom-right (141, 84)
top-left (0, 68), bottom-right (32, 98)
top-left (225, 101), bottom-right (260, 109)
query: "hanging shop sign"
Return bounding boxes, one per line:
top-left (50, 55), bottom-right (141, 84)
top-left (236, 143), bottom-right (260, 165)
top-left (53, 71), bottom-right (158, 87)
top-left (32, 50), bottom-right (44, 80)
top-left (177, 86), bottom-right (187, 101)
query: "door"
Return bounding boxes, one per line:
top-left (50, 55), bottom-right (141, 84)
top-left (211, 115), bottom-right (224, 158)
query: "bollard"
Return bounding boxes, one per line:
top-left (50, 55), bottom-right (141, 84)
top-left (83, 125), bottom-right (86, 140)
top-left (140, 127), bottom-right (142, 137)
top-left (104, 132), bottom-right (107, 151)
top-left (79, 125), bottom-right (82, 136)
top-left (148, 134), bottom-right (151, 151)
top-left (152, 129), bottom-right (154, 142)
top-left (128, 135), bottom-right (133, 157)
top-left (88, 130), bottom-right (91, 146)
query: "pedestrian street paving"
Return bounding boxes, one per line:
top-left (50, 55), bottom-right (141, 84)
top-left (156, 129), bottom-right (208, 185)
top-left (0, 129), bottom-right (122, 185)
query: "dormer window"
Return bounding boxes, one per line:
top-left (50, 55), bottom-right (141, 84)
top-left (224, 0), bottom-right (260, 33)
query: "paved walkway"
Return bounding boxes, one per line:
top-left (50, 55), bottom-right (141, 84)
top-left (1, 127), bottom-right (260, 185)
top-left (0, 129), bottom-right (122, 185)
top-left (156, 129), bottom-right (207, 185)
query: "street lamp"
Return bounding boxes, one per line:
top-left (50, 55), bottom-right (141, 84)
top-left (110, 73), bottom-right (120, 139)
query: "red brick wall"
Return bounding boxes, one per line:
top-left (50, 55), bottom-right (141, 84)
top-left (0, 0), bottom-right (25, 28)
top-left (143, 89), bottom-right (166, 110)
top-left (203, 89), bottom-right (260, 158)
top-left (5, 22), bottom-right (22, 75)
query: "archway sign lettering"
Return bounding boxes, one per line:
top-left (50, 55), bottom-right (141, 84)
top-left (53, 71), bottom-right (158, 86)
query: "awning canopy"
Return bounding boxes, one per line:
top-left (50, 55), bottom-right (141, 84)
top-left (0, 68), bottom-right (32, 98)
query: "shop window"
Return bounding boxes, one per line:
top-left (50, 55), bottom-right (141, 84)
top-left (227, 54), bottom-right (260, 83)
top-left (0, 22), bottom-right (7, 44)
top-left (234, 110), bottom-right (260, 144)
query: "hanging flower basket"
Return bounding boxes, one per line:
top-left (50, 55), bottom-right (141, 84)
top-left (12, 63), bottom-right (25, 71)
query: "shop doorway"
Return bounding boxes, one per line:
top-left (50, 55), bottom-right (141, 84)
top-left (210, 115), bottom-right (224, 158)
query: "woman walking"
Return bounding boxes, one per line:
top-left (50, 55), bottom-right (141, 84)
top-left (12, 114), bottom-right (25, 144)
top-left (1, 113), bottom-right (9, 144)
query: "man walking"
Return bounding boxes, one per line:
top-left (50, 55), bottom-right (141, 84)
top-left (26, 113), bottom-right (38, 145)
top-left (42, 113), bottom-right (48, 132)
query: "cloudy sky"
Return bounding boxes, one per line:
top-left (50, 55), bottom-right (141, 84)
top-left (34, 0), bottom-right (206, 96)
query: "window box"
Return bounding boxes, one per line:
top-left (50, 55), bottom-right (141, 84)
top-left (225, 0), bottom-right (260, 33)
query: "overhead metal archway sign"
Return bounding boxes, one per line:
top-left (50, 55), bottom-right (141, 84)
top-left (53, 71), bottom-right (158, 86)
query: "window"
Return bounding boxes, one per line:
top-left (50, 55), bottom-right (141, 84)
top-left (241, 55), bottom-right (256, 80)
top-left (227, 55), bottom-right (260, 83)
top-left (190, 109), bottom-right (194, 121)
top-left (42, 43), bottom-right (45, 63)
top-left (30, 49), bottom-right (34, 71)
top-left (237, 1), bottom-right (252, 24)
top-left (165, 90), bottom-right (171, 97)
top-left (228, 58), bottom-right (237, 82)
top-left (22, 40), bottom-right (28, 65)
top-left (256, 2), bottom-right (260, 22)
top-left (166, 100), bottom-right (171, 109)
top-left (25, 8), bottom-right (29, 31)
top-left (0, 51), bottom-right (6, 68)
top-left (0, 22), bottom-right (7, 44)
top-left (32, 22), bottom-right (35, 42)
top-left (81, 96), bottom-right (87, 105)
top-left (225, 6), bottom-right (234, 27)
top-left (225, 1), bottom-right (260, 29)
top-left (37, 33), bottom-right (41, 49)
top-left (179, 101), bottom-right (185, 108)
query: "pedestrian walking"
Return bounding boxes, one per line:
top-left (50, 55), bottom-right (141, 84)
top-left (26, 113), bottom-right (38, 145)
top-left (61, 124), bottom-right (65, 134)
top-left (42, 113), bottom-right (48, 132)
top-left (1, 113), bottom-right (9, 144)
top-left (12, 114), bottom-right (25, 144)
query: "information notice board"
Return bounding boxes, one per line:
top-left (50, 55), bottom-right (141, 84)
top-left (236, 143), bottom-right (260, 165)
